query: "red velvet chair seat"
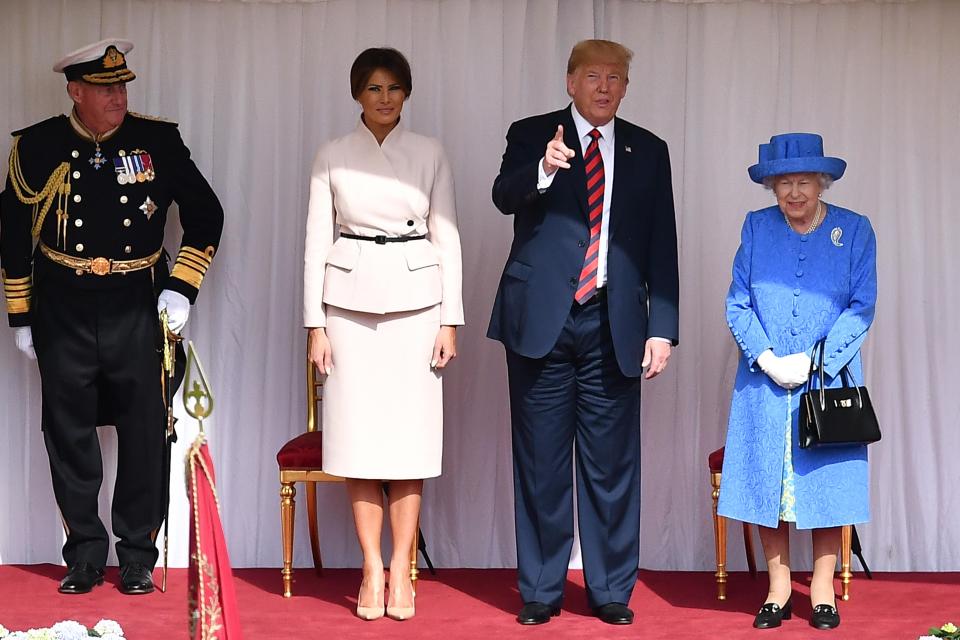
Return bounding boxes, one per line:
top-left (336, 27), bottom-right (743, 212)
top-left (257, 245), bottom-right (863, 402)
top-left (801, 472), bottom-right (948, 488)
top-left (277, 431), bottom-right (324, 469)
top-left (708, 446), bottom-right (725, 473)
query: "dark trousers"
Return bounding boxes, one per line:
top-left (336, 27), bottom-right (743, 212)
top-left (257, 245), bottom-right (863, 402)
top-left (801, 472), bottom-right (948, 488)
top-left (32, 278), bottom-right (165, 569)
top-left (506, 296), bottom-right (641, 609)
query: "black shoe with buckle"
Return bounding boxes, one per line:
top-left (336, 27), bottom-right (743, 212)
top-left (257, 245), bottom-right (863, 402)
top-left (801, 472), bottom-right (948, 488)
top-left (58, 562), bottom-right (105, 594)
top-left (595, 602), bottom-right (634, 625)
top-left (810, 604), bottom-right (840, 629)
top-left (753, 599), bottom-right (793, 628)
top-left (119, 563), bottom-right (155, 595)
top-left (517, 602), bottom-right (560, 625)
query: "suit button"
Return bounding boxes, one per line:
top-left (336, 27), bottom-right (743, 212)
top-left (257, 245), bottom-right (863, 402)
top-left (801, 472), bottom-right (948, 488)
top-left (569, 277), bottom-right (577, 286)
top-left (406, 220), bottom-right (414, 226)
top-left (120, 195), bottom-right (128, 204)
top-left (123, 218), bottom-right (132, 227)
top-left (124, 246), bottom-right (132, 254)
top-left (74, 219), bottom-right (83, 227)
top-left (72, 170), bottom-right (81, 179)
top-left (578, 240), bottom-right (585, 247)
top-left (73, 194), bottom-right (82, 203)
top-left (75, 243), bottom-right (84, 252)
top-left (71, 150), bottom-right (80, 158)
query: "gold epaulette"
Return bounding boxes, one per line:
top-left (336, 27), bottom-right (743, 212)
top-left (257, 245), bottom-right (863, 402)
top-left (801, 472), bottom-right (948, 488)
top-left (7, 136), bottom-right (72, 239)
top-left (171, 245), bottom-right (216, 290)
top-left (128, 111), bottom-right (177, 125)
top-left (2, 269), bottom-right (31, 315)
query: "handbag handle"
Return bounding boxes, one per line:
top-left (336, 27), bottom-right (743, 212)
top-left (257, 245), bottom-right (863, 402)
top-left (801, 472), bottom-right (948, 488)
top-left (806, 338), bottom-right (863, 411)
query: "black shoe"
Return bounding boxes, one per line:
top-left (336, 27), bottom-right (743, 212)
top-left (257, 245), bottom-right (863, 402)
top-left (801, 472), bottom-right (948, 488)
top-left (595, 602), bottom-right (634, 625)
top-left (119, 563), bottom-right (155, 595)
top-left (517, 602), bottom-right (560, 625)
top-left (58, 562), bottom-right (105, 594)
top-left (753, 599), bottom-right (792, 629)
top-left (810, 604), bottom-right (840, 629)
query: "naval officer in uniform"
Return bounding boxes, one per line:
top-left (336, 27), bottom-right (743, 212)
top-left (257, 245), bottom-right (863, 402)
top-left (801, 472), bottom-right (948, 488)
top-left (0, 38), bottom-right (223, 594)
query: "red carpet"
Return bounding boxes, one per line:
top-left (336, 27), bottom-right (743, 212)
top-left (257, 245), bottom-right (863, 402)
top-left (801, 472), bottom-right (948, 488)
top-left (0, 565), bottom-right (957, 639)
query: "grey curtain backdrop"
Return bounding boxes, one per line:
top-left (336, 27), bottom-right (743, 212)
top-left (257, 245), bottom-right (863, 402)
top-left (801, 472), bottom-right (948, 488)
top-left (1, 0), bottom-right (957, 572)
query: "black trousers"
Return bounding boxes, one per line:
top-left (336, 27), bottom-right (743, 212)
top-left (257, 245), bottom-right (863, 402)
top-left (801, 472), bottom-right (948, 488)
top-left (506, 296), bottom-right (641, 609)
top-left (32, 277), bottom-right (165, 569)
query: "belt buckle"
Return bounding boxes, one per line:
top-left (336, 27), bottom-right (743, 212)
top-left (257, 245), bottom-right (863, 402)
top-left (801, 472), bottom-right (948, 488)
top-left (90, 257), bottom-right (111, 276)
top-left (374, 235), bottom-right (387, 245)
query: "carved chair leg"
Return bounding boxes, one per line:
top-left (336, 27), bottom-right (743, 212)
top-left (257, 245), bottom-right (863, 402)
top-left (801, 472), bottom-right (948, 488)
top-left (280, 481), bottom-right (297, 598)
top-left (306, 481), bottom-right (322, 575)
top-left (743, 522), bottom-right (757, 579)
top-left (711, 472), bottom-right (727, 600)
top-left (410, 519), bottom-right (420, 595)
top-left (840, 524), bottom-right (853, 601)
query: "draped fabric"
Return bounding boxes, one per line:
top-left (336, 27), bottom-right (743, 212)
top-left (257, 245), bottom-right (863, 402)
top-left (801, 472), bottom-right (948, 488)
top-left (1, 0), bottom-right (957, 572)
top-left (187, 436), bottom-right (243, 640)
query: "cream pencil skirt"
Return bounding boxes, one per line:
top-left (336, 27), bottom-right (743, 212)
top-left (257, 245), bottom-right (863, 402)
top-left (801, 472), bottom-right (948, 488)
top-left (321, 303), bottom-right (443, 480)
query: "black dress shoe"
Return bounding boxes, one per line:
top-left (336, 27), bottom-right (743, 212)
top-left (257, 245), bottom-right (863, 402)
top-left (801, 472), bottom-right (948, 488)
top-left (119, 563), bottom-right (155, 595)
top-left (58, 562), bottom-right (105, 594)
top-left (753, 599), bottom-right (792, 629)
top-left (517, 602), bottom-right (560, 625)
top-left (595, 603), bottom-right (634, 625)
top-left (810, 604), bottom-right (840, 629)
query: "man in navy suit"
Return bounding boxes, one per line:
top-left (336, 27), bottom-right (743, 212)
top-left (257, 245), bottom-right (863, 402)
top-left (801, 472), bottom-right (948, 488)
top-left (488, 39), bottom-right (679, 626)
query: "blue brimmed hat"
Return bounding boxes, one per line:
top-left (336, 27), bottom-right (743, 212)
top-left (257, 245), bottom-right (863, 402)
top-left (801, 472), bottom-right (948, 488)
top-left (748, 133), bottom-right (846, 184)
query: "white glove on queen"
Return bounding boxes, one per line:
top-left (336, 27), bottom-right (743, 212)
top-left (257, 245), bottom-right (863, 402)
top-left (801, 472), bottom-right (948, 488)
top-left (14, 326), bottom-right (36, 360)
top-left (157, 289), bottom-right (191, 334)
top-left (756, 349), bottom-right (811, 390)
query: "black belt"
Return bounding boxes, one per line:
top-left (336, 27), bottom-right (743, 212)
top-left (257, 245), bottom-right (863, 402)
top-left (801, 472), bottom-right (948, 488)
top-left (340, 232), bottom-right (426, 245)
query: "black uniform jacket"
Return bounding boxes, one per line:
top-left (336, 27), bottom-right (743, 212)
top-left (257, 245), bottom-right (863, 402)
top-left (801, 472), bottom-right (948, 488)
top-left (1, 111), bottom-right (224, 327)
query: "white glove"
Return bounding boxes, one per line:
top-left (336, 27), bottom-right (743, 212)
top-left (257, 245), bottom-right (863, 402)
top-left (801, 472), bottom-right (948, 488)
top-left (756, 349), bottom-right (811, 390)
top-left (157, 289), bottom-right (191, 334)
top-left (14, 326), bottom-right (36, 360)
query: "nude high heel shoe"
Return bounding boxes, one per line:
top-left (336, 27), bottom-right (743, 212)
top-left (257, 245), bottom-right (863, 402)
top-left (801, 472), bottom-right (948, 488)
top-left (355, 574), bottom-right (385, 621)
top-left (386, 583), bottom-right (416, 621)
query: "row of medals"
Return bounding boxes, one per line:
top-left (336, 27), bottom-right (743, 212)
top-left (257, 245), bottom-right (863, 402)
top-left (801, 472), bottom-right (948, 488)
top-left (117, 168), bottom-right (156, 185)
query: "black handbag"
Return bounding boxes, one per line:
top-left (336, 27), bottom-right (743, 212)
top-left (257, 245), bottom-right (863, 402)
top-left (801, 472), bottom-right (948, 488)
top-left (798, 338), bottom-right (881, 449)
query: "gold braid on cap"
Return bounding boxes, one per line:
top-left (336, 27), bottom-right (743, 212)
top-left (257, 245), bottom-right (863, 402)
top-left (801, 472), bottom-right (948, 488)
top-left (8, 136), bottom-right (72, 240)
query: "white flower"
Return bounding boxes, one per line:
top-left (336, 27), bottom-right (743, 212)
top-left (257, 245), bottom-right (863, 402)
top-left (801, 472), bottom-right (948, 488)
top-left (25, 630), bottom-right (55, 640)
top-left (92, 620), bottom-right (124, 638)
top-left (49, 621), bottom-right (87, 640)
top-left (6, 632), bottom-right (30, 640)
top-left (99, 634), bottom-right (124, 640)
top-left (0, 623), bottom-right (9, 638)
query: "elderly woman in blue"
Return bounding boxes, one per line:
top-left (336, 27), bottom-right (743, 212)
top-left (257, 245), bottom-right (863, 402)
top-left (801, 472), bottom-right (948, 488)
top-left (717, 133), bottom-right (877, 631)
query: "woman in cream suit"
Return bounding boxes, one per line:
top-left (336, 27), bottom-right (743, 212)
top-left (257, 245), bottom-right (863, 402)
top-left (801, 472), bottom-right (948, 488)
top-left (303, 48), bottom-right (463, 622)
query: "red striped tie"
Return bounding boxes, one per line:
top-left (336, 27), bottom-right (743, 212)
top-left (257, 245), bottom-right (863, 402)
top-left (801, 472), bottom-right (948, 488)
top-left (575, 128), bottom-right (604, 304)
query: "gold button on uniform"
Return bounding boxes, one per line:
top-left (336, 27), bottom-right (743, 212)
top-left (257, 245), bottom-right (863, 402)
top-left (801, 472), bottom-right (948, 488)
top-left (72, 171), bottom-right (81, 179)
top-left (75, 219), bottom-right (83, 227)
top-left (73, 194), bottom-right (81, 203)
top-left (123, 218), bottom-right (132, 227)
top-left (120, 195), bottom-right (128, 204)
top-left (124, 246), bottom-right (132, 254)
top-left (75, 243), bottom-right (84, 252)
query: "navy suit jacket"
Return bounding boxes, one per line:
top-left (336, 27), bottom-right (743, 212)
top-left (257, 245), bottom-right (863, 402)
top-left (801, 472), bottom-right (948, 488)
top-left (487, 107), bottom-right (679, 377)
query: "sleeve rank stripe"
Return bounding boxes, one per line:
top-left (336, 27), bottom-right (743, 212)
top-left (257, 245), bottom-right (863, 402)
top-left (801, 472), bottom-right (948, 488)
top-left (170, 263), bottom-right (205, 289)
top-left (180, 246), bottom-right (213, 266)
top-left (5, 298), bottom-right (31, 314)
top-left (175, 255), bottom-right (209, 273)
top-left (4, 285), bottom-right (32, 294)
top-left (2, 275), bottom-right (32, 285)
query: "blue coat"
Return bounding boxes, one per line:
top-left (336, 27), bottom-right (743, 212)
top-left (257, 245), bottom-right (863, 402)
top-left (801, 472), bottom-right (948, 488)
top-left (717, 204), bottom-right (877, 529)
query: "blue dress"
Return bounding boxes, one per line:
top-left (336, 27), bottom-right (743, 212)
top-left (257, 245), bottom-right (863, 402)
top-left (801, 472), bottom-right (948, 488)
top-left (717, 204), bottom-right (877, 529)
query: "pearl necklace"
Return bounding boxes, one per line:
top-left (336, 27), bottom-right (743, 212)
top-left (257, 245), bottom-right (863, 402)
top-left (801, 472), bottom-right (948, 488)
top-left (784, 200), bottom-right (824, 235)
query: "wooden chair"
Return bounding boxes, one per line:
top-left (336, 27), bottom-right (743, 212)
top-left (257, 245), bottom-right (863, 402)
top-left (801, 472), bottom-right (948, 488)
top-left (276, 350), bottom-right (419, 598)
top-left (708, 446), bottom-right (854, 601)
